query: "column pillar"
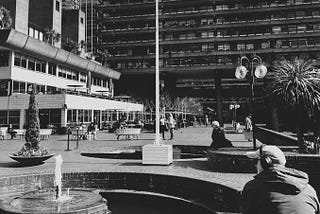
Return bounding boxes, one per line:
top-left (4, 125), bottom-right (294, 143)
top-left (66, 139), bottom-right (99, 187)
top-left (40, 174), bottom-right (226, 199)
top-left (61, 108), bottom-right (67, 127)
top-left (214, 75), bottom-right (223, 126)
top-left (19, 109), bottom-right (25, 129)
top-left (87, 71), bottom-right (92, 94)
top-left (163, 73), bottom-right (177, 102)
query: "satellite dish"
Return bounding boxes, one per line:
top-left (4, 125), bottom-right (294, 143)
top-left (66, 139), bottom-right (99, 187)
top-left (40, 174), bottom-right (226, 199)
top-left (255, 65), bottom-right (267, 78)
top-left (235, 65), bottom-right (248, 79)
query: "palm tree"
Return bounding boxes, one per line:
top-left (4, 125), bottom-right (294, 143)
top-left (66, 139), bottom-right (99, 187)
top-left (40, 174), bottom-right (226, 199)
top-left (0, 6), bottom-right (12, 29)
top-left (266, 58), bottom-right (320, 153)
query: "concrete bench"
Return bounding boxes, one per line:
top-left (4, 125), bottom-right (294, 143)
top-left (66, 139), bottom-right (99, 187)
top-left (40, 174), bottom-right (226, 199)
top-left (115, 128), bottom-right (141, 140)
top-left (0, 129), bottom-right (7, 140)
top-left (13, 129), bottom-right (26, 140)
top-left (39, 129), bottom-right (52, 140)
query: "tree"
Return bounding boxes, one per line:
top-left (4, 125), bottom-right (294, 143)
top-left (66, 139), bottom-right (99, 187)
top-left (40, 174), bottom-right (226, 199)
top-left (266, 58), bottom-right (320, 153)
top-left (0, 6), bottom-right (12, 29)
top-left (44, 28), bottom-right (61, 46)
top-left (62, 37), bottom-right (80, 54)
top-left (17, 87), bottom-right (47, 157)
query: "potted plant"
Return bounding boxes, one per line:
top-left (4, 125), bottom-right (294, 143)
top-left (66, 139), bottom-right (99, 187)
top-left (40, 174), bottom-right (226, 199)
top-left (266, 58), bottom-right (320, 153)
top-left (10, 87), bottom-right (53, 164)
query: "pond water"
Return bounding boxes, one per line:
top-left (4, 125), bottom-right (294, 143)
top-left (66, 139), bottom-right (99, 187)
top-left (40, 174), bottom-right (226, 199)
top-left (101, 191), bottom-right (216, 214)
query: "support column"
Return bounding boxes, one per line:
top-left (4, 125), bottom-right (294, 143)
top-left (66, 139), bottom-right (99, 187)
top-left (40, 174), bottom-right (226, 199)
top-left (163, 74), bottom-right (177, 102)
top-left (61, 108), bottom-right (67, 127)
top-left (87, 71), bottom-right (92, 94)
top-left (214, 75), bottom-right (223, 126)
top-left (19, 109), bottom-right (25, 129)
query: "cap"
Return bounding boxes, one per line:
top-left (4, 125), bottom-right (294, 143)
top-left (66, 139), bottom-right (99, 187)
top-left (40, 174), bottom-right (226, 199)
top-left (246, 145), bottom-right (286, 165)
top-left (212, 121), bottom-right (220, 127)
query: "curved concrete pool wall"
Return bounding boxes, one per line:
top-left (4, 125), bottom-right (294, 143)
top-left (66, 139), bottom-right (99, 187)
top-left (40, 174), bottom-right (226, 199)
top-left (0, 172), bottom-right (240, 213)
top-left (0, 172), bottom-right (241, 213)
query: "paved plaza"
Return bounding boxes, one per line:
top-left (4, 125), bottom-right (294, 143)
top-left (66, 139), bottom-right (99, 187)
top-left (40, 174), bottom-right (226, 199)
top-left (0, 125), bottom-right (256, 192)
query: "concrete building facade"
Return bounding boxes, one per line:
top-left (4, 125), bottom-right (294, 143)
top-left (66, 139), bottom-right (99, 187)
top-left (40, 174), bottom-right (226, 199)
top-left (0, 0), bottom-right (143, 129)
top-left (91, 0), bottom-right (320, 124)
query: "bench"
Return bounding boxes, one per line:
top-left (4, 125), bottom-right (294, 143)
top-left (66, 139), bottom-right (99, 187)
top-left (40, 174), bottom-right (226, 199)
top-left (13, 129), bottom-right (26, 140)
top-left (39, 129), bottom-right (52, 140)
top-left (115, 128), bottom-right (141, 140)
top-left (0, 128), bottom-right (7, 140)
top-left (70, 128), bottom-right (87, 140)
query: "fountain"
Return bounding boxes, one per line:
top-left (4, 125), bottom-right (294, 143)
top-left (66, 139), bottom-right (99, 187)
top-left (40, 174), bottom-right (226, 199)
top-left (0, 154), bottom-right (110, 214)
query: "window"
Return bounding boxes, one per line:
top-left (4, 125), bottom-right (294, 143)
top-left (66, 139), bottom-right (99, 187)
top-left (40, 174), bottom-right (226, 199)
top-left (0, 51), bottom-right (9, 67)
top-left (35, 60), bottom-right (46, 73)
top-left (261, 41), bottom-right (270, 49)
top-left (48, 63), bottom-right (56, 75)
top-left (29, 28), bottom-right (34, 37)
top-left (39, 32), bottom-right (43, 41)
top-left (13, 81), bottom-right (20, 93)
top-left (80, 17), bottom-right (84, 24)
top-left (56, 1), bottom-right (60, 12)
top-left (28, 57), bottom-right (35, 70)
top-left (34, 29), bottom-right (39, 39)
top-left (80, 73), bottom-right (86, 83)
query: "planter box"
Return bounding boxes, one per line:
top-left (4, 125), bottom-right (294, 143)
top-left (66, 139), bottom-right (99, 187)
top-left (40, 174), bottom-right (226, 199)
top-left (142, 144), bottom-right (173, 165)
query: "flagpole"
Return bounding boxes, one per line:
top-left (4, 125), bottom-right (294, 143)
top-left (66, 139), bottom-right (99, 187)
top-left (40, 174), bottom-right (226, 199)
top-left (154, 0), bottom-right (160, 145)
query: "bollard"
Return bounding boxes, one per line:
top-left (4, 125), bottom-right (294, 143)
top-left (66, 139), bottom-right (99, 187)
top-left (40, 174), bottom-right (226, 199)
top-left (75, 128), bottom-right (79, 149)
top-left (65, 127), bottom-right (71, 151)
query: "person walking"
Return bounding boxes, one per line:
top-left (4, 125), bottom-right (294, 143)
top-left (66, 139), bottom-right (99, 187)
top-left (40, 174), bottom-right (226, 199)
top-left (167, 113), bottom-right (175, 140)
top-left (241, 145), bottom-right (320, 214)
top-left (159, 114), bottom-right (166, 140)
top-left (245, 114), bottom-right (253, 141)
top-left (245, 114), bottom-right (253, 131)
top-left (205, 115), bottom-right (209, 127)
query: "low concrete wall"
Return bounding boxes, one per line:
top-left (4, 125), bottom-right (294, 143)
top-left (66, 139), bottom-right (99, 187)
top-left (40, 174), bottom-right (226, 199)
top-left (0, 172), bottom-right (241, 213)
top-left (256, 126), bottom-right (298, 146)
top-left (207, 148), bottom-right (320, 196)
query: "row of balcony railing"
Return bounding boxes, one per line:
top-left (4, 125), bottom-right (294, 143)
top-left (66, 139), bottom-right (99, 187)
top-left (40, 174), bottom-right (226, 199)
top-left (99, 16), bottom-right (320, 32)
top-left (98, 30), bottom-right (320, 46)
top-left (108, 45), bottom-right (320, 60)
top-left (99, 0), bottom-right (318, 8)
top-left (108, 43), bottom-right (320, 57)
top-left (112, 58), bottom-right (320, 70)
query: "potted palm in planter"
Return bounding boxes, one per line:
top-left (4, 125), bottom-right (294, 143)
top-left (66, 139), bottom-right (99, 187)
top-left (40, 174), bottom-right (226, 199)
top-left (266, 58), bottom-right (320, 153)
top-left (9, 87), bottom-right (53, 164)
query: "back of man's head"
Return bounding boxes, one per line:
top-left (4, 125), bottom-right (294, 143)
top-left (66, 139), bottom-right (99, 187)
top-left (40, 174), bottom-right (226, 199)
top-left (246, 145), bottom-right (286, 169)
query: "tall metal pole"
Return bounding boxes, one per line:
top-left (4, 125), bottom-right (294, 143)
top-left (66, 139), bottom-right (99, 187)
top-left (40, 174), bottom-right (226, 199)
top-left (91, 0), bottom-right (93, 53)
top-left (250, 62), bottom-right (257, 150)
top-left (85, 0), bottom-right (88, 52)
top-left (154, 0), bottom-right (160, 145)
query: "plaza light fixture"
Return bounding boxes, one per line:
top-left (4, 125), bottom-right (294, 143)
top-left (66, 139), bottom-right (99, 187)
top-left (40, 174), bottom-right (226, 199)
top-left (235, 55), bottom-right (267, 150)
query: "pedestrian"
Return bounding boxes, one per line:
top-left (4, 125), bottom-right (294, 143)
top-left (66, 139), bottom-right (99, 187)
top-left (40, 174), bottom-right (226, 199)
top-left (160, 114), bottom-right (166, 140)
top-left (210, 121), bottom-right (233, 149)
top-left (193, 116), bottom-right (197, 127)
top-left (245, 114), bottom-right (253, 131)
top-left (241, 145), bottom-right (320, 214)
top-left (87, 122), bottom-right (96, 140)
top-left (205, 115), bottom-right (209, 127)
top-left (167, 113), bottom-right (175, 140)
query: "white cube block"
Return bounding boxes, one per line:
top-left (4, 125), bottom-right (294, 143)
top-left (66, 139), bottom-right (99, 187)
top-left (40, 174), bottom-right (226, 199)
top-left (142, 144), bottom-right (173, 165)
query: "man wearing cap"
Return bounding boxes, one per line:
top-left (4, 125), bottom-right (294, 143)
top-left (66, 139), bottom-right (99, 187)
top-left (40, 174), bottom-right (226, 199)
top-left (241, 145), bottom-right (319, 214)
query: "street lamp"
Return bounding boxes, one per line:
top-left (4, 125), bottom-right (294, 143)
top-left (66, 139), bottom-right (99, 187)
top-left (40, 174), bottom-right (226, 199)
top-left (235, 54), bottom-right (267, 150)
top-left (229, 103), bottom-right (240, 128)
